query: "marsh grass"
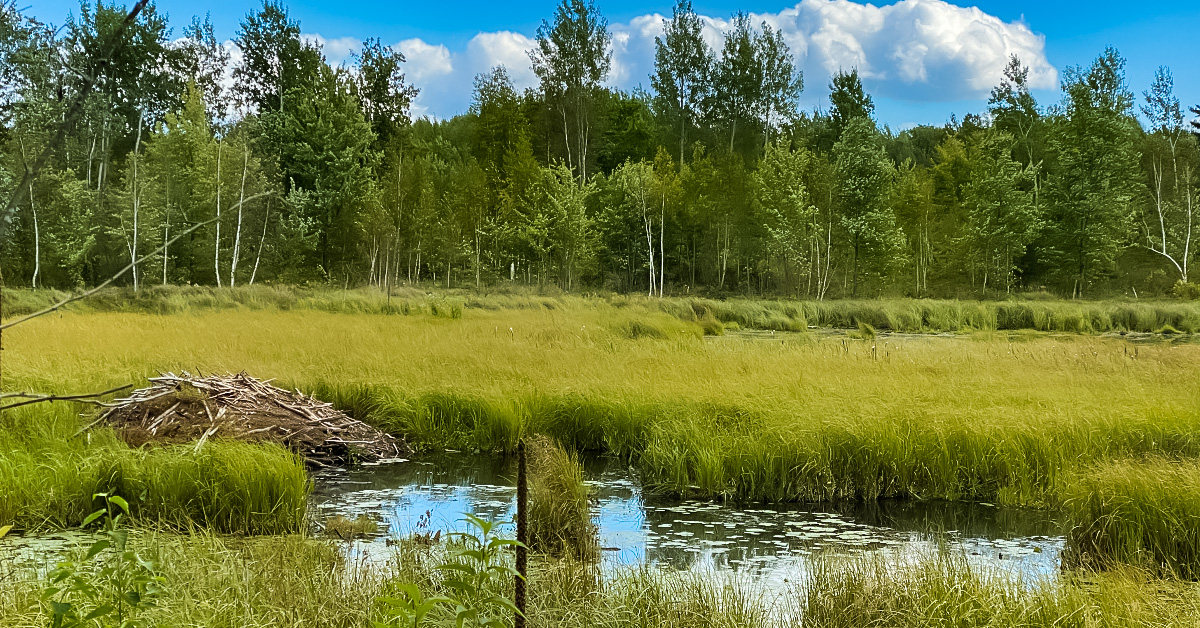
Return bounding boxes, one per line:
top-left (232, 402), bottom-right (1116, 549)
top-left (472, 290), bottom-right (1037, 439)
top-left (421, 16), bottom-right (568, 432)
top-left (526, 436), bottom-right (598, 561)
top-left (4, 533), bottom-right (1198, 628)
top-left (1063, 458), bottom-right (1200, 578)
top-left (798, 550), bottom-right (1200, 627)
top-left (10, 285), bottom-right (1200, 334)
top-left (9, 303), bottom-right (1199, 510)
top-left (0, 406), bottom-right (307, 533)
top-left (324, 514), bottom-right (379, 539)
top-left (0, 534), bottom-right (392, 628)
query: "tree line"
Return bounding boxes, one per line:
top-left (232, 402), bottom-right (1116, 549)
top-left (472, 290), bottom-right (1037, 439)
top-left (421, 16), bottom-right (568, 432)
top-left (1, 0), bottom-right (1197, 298)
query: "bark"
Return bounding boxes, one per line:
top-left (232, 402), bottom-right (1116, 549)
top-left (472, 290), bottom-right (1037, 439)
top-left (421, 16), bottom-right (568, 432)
top-left (130, 112), bottom-right (144, 292)
top-left (250, 197), bottom-right (270, 286)
top-left (214, 138), bottom-right (223, 287)
top-left (29, 179), bottom-right (39, 289)
top-left (229, 142), bottom-right (248, 287)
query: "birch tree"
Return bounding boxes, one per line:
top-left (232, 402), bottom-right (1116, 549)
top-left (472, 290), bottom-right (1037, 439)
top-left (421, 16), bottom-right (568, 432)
top-left (1140, 67), bottom-right (1197, 283)
top-left (651, 0), bottom-right (712, 168)
top-left (755, 142), bottom-right (814, 296)
top-left (530, 0), bottom-right (611, 182)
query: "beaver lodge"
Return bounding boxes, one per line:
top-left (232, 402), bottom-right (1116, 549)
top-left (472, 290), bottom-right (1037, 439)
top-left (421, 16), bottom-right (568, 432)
top-left (100, 372), bottom-right (409, 468)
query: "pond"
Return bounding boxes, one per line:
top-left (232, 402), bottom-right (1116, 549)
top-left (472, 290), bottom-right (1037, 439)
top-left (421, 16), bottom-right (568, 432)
top-left (312, 452), bottom-right (1064, 592)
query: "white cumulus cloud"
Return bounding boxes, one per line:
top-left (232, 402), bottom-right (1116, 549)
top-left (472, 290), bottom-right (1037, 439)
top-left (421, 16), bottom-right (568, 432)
top-left (298, 0), bottom-right (1056, 120)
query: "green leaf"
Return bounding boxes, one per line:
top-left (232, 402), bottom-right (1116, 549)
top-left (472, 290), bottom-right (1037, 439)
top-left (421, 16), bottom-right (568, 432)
top-left (108, 495), bottom-right (130, 515)
top-left (394, 582), bottom-right (422, 600)
top-left (83, 539), bottom-right (111, 561)
top-left (481, 595), bottom-right (520, 615)
top-left (0, 524), bottom-right (12, 539)
top-left (48, 601), bottom-right (72, 616)
top-left (81, 509), bottom-right (106, 528)
top-left (83, 604), bottom-right (115, 620)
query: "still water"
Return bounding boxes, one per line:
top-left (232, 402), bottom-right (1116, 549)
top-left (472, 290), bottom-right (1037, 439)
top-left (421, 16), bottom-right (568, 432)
top-left (312, 452), bottom-right (1064, 590)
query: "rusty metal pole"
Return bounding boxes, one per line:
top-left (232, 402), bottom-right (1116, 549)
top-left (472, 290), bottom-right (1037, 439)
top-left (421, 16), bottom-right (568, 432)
top-left (515, 438), bottom-right (527, 627)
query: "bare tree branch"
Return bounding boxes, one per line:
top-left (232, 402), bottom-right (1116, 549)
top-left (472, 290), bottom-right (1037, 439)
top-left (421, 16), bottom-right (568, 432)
top-left (0, 384), bottom-right (131, 411)
top-left (0, 0), bottom-right (152, 243)
top-left (1, 191), bottom-right (272, 332)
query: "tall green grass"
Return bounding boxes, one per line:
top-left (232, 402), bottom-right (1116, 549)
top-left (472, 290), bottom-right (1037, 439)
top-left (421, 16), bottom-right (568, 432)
top-left (7, 300), bottom-right (1200, 511)
top-left (310, 382), bottom-right (1200, 507)
top-left (798, 550), bottom-right (1200, 627)
top-left (0, 405), bottom-right (307, 533)
top-left (4, 533), bottom-right (1197, 628)
top-left (526, 435), bottom-right (598, 561)
top-left (1063, 458), bottom-right (1200, 578)
top-left (8, 284), bottom-right (1200, 333)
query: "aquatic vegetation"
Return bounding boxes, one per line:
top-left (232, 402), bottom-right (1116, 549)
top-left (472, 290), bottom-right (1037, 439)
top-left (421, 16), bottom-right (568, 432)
top-left (525, 436), bottom-right (598, 561)
top-left (1063, 457), bottom-right (1200, 578)
top-left (0, 405), bottom-right (308, 533)
top-left (798, 550), bottom-right (1200, 627)
top-left (324, 514), bottom-right (379, 540)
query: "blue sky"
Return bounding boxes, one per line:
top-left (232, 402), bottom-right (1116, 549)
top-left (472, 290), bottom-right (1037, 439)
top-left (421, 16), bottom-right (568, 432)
top-left (22, 0), bottom-right (1200, 128)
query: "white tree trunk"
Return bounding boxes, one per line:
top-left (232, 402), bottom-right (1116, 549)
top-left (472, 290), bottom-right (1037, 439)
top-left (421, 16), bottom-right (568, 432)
top-left (250, 198), bottom-right (270, 286)
top-left (214, 138), bottom-right (223, 287)
top-left (130, 111), bottom-right (143, 292)
top-left (230, 143), bottom-right (248, 287)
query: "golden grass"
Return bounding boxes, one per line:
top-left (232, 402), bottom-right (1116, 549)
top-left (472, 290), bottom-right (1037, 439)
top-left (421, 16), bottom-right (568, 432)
top-left (6, 302), bottom-right (1198, 507)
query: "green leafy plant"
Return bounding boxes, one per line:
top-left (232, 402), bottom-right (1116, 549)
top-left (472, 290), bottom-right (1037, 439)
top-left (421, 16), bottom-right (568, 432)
top-left (41, 492), bottom-right (166, 628)
top-left (374, 513), bottom-right (523, 628)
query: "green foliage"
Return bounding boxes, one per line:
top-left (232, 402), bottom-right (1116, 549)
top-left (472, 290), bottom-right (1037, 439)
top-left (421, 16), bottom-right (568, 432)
top-left (0, 0), bottom-right (1190, 299)
top-left (962, 130), bottom-right (1042, 294)
top-left (526, 436), bottom-right (598, 561)
top-left (375, 514), bottom-right (523, 628)
top-left (41, 492), bottom-right (166, 628)
top-left (1044, 47), bottom-right (1144, 296)
top-left (834, 117), bottom-right (902, 295)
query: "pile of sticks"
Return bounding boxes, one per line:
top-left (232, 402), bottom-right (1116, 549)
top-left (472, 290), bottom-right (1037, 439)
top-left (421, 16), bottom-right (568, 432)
top-left (100, 372), bottom-right (408, 467)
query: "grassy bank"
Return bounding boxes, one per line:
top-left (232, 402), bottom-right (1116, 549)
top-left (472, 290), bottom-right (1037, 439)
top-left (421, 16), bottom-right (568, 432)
top-left (0, 404), bottom-right (307, 533)
top-left (2, 533), bottom-right (1198, 627)
top-left (5, 301), bottom-right (1197, 512)
top-left (7, 284), bottom-right (1200, 334)
top-left (1063, 458), bottom-right (1200, 578)
top-left (799, 550), bottom-right (1200, 627)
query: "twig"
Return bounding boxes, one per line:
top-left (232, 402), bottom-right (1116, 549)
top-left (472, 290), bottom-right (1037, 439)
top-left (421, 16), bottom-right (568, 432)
top-left (0, 0), bottom-right (152, 244)
top-left (2, 191), bottom-right (272, 332)
top-left (0, 384), bottom-right (132, 412)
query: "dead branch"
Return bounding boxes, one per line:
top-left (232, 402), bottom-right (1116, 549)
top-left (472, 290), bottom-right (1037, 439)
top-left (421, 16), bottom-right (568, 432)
top-left (0, 0), bottom-right (152, 243)
top-left (0, 384), bottom-right (131, 411)
top-left (1, 191), bottom-right (272, 332)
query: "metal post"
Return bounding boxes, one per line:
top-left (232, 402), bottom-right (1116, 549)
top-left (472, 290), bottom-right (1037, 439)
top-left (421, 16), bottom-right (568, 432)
top-left (515, 438), bottom-right (527, 627)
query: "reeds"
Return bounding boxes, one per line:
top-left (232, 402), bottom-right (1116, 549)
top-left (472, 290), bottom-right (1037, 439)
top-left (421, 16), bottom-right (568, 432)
top-left (1063, 457), bottom-right (1200, 578)
top-left (0, 406), bottom-right (307, 533)
top-left (9, 302), bottom-right (1198, 511)
top-left (9, 284), bottom-right (1200, 333)
top-left (797, 549), bottom-right (1200, 627)
top-left (525, 435), bottom-right (598, 561)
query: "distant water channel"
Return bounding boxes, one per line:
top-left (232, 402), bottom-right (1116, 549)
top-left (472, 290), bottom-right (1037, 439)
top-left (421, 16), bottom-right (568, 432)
top-left (312, 453), bottom-right (1064, 592)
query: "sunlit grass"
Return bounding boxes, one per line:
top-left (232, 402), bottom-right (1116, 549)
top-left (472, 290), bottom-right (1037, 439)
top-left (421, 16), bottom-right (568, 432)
top-left (798, 549), bottom-right (1200, 627)
top-left (1063, 457), bottom-right (1200, 578)
top-left (0, 404), bottom-right (308, 533)
top-left (6, 297), bottom-right (1198, 511)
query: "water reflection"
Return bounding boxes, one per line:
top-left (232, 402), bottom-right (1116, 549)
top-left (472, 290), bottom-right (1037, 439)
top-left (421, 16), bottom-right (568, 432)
top-left (311, 452), bottom-right (1065, 588)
